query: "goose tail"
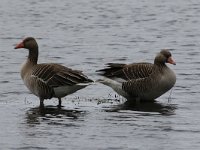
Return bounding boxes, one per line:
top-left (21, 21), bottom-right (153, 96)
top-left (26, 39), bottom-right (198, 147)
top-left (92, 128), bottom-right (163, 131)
top-left (96, 78), bottom-right (128, 98)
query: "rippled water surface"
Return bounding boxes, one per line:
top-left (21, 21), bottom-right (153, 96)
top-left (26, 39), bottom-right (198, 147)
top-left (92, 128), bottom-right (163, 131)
top-left (1, 0), bottom-right (200, 149)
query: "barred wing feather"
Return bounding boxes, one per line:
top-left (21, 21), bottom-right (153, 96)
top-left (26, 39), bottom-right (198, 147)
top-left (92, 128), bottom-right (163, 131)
top-left (31, 63), bottom-right (92, 88)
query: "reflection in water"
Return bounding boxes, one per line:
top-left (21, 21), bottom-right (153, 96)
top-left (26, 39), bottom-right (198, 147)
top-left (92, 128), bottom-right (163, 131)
top-left (26, 106), bottom-right (87, 125)
top-left (107, 100), bottom-right (177, 115)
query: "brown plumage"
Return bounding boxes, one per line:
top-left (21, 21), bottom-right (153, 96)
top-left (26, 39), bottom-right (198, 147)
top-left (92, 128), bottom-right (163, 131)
top-left (15, 37), bottom-right (93, 107)
top-left (97, 50), bottom-right (176, 101)
top-left (98, 63), bottom-right (153, 80)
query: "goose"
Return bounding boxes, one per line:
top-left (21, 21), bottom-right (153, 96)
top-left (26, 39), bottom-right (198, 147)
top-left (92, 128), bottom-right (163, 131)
top-left (97, 49), bottom-right (176, 102)
top-left (15, 37), bottom-right (93, 107)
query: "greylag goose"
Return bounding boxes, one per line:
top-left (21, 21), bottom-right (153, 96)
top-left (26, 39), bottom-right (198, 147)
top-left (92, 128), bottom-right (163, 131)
top-left (15, 37), bottom-right (93, 107)
top-left (97, 49), bottom-right (176, 102)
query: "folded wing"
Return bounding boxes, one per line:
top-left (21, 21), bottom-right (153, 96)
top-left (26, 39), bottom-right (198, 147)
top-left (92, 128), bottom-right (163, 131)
top-left (31, 63), bottom-right (93, 88)
top-left (97, 63), bottom-right (154, 81)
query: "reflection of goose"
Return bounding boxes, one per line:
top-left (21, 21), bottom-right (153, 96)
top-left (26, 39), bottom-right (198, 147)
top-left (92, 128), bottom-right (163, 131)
top-left (15, 37), bottom-right (93, 107)
top-left (107, 101), bottom-right (177, 115)
top-left (97, 50), bottom-right (176, 102)
top-left (26, 106), bottom-right (86, 125)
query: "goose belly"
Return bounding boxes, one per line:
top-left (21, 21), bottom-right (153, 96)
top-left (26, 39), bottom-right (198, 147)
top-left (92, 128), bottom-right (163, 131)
top-left (159, 68), bottom-right (176, 93)
top-left (53, 84), bottom-right (87, 98)
top-left (139, 89), bottom-right (168, 101)
top-left (23, 76), bottom-right (53, 99)
top-left (139, 69), bottom-right (176, 101)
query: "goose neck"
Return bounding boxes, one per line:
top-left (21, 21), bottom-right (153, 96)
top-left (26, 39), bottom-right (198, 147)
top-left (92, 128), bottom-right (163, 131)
top-left (28, 48), bottom-right (38, 64)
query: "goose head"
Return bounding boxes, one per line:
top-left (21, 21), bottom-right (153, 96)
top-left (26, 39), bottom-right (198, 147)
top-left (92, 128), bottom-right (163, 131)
top-left (14, 37), bottom-right (38, 50)
top-left (154, 49), bottom-right (176, 66)
top-left (14, 37), bottom-right (39, 64)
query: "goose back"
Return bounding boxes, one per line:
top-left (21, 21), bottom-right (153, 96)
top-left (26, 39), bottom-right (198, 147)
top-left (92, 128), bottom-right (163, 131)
top-left (97, 63), bottom-right (154, 80)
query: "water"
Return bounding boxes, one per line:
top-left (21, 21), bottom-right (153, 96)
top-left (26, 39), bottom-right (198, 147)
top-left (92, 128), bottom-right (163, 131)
top-left (1, 0), bottom-right (200, 149)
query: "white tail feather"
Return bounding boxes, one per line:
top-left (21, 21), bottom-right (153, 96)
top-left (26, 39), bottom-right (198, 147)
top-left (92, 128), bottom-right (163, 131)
top-left (96, 78), bottom-right (128, 98)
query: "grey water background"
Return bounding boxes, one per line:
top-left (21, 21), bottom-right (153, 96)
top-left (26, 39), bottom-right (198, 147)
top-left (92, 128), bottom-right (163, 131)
top-left (1, 0), bottom-right (200, 149)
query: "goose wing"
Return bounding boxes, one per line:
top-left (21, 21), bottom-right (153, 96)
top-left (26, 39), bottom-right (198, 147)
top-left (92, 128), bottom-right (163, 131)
top-left (122, 77), bottom-right (153, 97)
top-left (97, 63), bottom-right (154, 80)
top-left (31, 63), bottom-right (93, 88)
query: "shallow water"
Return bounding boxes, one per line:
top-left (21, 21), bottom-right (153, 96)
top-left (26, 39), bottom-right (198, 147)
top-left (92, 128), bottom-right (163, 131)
top-left (1, 0), bottom-right (200, 149)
